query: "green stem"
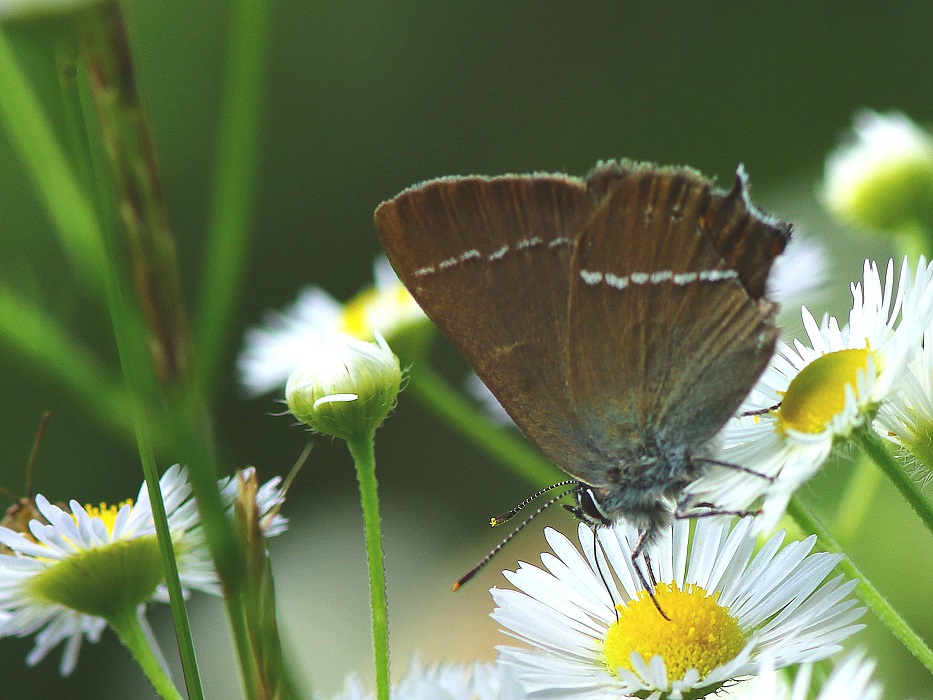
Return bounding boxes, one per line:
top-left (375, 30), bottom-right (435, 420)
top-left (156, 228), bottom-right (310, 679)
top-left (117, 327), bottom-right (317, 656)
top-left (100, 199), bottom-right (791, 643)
top-left (832, 454), bottom-right (882, 544)
top-left (70, 16), bottom-right (204, 700)
top-left (346, 432), bottom-right (390, 700)
top-left (895, 221), bottom-right (931, 266)
top-left (0, 285), bottom-right (138, 441)
top-left (787, 496), bottom-right (933, 675)
top-left (854, 428), bottom-right (933, 539)
top-left (0, 27), bottom-right (108, 293)
top-left (406, 365), bottom-right (561, 489)
top-left (81, 2), bottom-right (192, 386)
top-left (108, 606), bottom-right (184, 700)
top-left (195, 0), bottom-right (270, 397)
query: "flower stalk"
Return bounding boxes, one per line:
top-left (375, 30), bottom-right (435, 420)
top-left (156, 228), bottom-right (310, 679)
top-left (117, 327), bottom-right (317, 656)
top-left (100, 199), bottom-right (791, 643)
top-left (108, 606), bottom-right (184, 700)
top-left (787, 495), bottom-right (933, 676)
top-left (347, 433), bottom-right (391, 700)
top-left (854, 427), bottom-right (933, 538)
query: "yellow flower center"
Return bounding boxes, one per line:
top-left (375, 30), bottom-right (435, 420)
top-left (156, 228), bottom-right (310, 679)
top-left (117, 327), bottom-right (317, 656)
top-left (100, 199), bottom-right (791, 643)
top-left (602, 582), bottom-right (745, 681)
top-left (338, 284), bottom-right (423, 341)
top-left (339, 288), bottom-right (381, 340)
top-left (776, 348), bottom-right (872, 434)
top-left (81, 500), bottom-right (133, 534)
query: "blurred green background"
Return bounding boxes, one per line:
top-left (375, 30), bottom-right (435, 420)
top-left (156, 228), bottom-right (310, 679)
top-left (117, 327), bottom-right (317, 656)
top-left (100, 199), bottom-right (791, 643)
top-left (1, 1), bottom-right (932, 697)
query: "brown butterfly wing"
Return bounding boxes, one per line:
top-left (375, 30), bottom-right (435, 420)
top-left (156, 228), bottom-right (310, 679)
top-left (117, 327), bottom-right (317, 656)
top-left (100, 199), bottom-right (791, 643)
top-left (375, 175), bottom-right (604, 472)
top-left (566, 164), bottom-right (788, 479)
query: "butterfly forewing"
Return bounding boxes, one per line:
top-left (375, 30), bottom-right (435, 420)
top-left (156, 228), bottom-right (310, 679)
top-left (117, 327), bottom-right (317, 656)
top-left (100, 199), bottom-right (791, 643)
top-left (375, 174), bottom-right (604, 471)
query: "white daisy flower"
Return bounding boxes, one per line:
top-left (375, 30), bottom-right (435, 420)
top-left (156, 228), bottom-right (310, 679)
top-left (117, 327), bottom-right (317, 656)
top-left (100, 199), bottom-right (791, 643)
top-left (823, 109), bottom-right (933, 233)
top-left (238, 256), bottom-right (429, 396)
top-left (875, 325), bottom-right (933, 481)
top-left (0, 465), bottom-right (287, 674)
top-left (685, 257), bottom-right (933, 531)
top-left (326, 657), bottom-right (525, 700)
top-left (724, 651), bottom-right (883, 700)
top-left (493, 518), bottom-right (864, 700)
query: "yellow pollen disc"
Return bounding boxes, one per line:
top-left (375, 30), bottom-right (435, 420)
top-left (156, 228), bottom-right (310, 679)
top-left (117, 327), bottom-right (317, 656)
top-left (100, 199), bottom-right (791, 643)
top-left (777, 348), bottom-right (872, 434)
top-left (602, 582), bottom-right (745, 681)
top-left (339, 288), bottom-right (380, 340)
top-left (80, 500), bottom-right (133, 534)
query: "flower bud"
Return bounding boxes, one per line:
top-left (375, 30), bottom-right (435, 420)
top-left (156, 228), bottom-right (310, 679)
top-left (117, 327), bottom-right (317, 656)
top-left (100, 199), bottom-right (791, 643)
top-left (823, 110), bottom-right (933, 233)
top-left (285, 334), bottom-right (402, 441)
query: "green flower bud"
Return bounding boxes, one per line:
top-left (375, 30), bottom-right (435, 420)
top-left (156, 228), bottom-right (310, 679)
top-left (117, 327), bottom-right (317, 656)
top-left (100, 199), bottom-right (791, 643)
top-left (823, 110), bottom-right (933, 233)
top-left (285, 334), bottom-right (402, 441)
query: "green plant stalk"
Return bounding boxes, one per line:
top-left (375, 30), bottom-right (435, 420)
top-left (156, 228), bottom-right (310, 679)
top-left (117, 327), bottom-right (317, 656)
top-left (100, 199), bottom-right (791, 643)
top-left (164, 390), bottom-right (259, 700)
top-left (195, 0), bottom-right (270, 397)
top-left (832, 453), bottom-right (882, 544)
top-left (406, 365), bottom-right (561, 489)
top-left (787, 496), bottom-right (933, 675)
top-left (855, 427), bottom-right (933, 538)
top-left (0, 27), bottom-right (108, 293)
top-left (895, 221), bottom-right (931, 266)
top-left (0, 285), bottom-right (138, 441)
top-left (347, 433), bottom-right (390, 700)
top-left (64, 10), bottom-right (206, 696)
top-left (93, 163), bottom-right (206, 700)
top-left (80, 2), bottom-right (191, 386)
top-left (108, 606), bottom-right (184, 700)
top-left (77, 5), bottom-right (263, 694)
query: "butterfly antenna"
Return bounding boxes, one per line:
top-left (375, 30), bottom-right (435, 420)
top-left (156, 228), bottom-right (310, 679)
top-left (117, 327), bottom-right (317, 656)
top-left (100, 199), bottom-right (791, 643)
top-left (490, 480), bottom-right (578, 526)
top-left (26, 411), bottom-right (52, 497)
top-left (453, 486), bottom-right (576, 591)
top-left (590, 526), bottom-right (619, 620)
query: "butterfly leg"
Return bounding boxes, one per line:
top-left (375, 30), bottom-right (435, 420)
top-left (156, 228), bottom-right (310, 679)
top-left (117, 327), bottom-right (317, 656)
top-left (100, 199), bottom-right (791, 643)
top-left (630, 530), bottom-right (670, 621)
top-left (738, 402), bottom-right (781, 417)
top-left (674, 503), bottom-right (763, 519)
top-left (694, 457), bottom-right (774, 483)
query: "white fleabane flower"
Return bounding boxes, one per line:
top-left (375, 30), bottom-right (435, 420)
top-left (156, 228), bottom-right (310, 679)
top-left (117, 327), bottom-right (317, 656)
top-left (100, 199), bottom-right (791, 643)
top-left (0, 465), bottom-right (287, 674)
top-left (326, 657), bottom-right (525, 700)
top-left (238, 256), bottom-right (429, 396)
top-left (686, 257), bottom-right (933, 531)
top-left (493, 519), bottom-right (863, 700)
top-left (769, 236), bottom-right (828, 305)
top-left (823, 110), bottom-right (933, 233)
top-left (724, 651), bottom-right (883, 700)
top-left (875, 325), bottom-right (933, 482)
top-left (239, 286), bottom-right (343, 396)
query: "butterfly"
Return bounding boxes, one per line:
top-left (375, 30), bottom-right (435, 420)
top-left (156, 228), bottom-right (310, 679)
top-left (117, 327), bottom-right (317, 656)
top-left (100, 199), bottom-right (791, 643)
top-left (375, 161), bottom-right (790, 585)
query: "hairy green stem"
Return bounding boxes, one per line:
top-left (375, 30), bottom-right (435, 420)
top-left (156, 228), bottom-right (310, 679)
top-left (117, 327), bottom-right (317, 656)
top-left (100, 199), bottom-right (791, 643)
top-left (788, 496), bottom-right (933, 675)
top-left (347, 432), bottom-right (390, 700)
top-left (109, 606), bottom-right (184, 700)
top-left (855, 428), bottom-right (933, 539)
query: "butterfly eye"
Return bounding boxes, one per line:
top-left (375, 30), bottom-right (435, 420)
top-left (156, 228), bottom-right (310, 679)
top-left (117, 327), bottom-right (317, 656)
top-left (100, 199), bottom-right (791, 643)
top-left (575, 487), bottom-right (612, 527)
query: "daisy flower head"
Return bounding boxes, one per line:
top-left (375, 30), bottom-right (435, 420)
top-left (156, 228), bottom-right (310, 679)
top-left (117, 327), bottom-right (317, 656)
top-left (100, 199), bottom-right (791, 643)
top-left (723, 650), bottom-right (883, 700)
top-left (0, 465), bottom-right (288, 674)
top-left (823, 109), bottom-right (933, 233)
top-left (493, 518), bottom-right (863, 700)
top-left (238, 256), bottom-right (430, 396)
top-left (326, 657), bottom-right (525, 700)
top-left (875, 325), bottom-right (933, 481)
top-left (685, 256), bottom-right (933, 532)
